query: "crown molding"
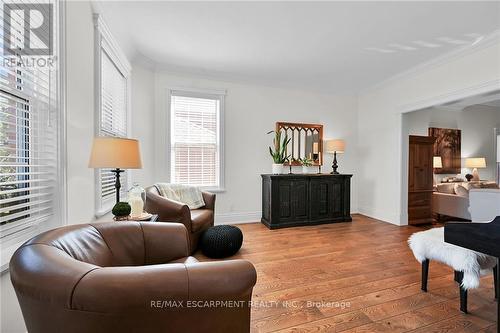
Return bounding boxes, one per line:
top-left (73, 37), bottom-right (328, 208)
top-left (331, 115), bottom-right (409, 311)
top-left (362, 29), bottom-right (500, 94)
top-left (150, 62), bottom-right (352, 96)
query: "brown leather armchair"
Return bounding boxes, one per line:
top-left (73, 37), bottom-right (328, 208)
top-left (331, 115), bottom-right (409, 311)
top-left (145, 185), bottom-right (215, 254)
top-left (10, 221), bottom-right (257, 333)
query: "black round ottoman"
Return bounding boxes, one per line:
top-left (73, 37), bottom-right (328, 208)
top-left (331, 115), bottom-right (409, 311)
top-left (200, 225), bottom-right (243, 258)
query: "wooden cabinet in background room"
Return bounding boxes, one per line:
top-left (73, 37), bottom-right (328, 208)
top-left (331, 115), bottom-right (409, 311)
top-left (408, 135), bottom-right (435, 225)
top-left (261, 174), bottom-right (352, 229)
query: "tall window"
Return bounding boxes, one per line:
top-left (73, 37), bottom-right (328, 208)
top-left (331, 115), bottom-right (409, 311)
top-left (170, 90), bottom-right (224, 190)
top-left (0, 1), bottom-right (61, 241)
top-left (98, 50), bottom-right (127, 208)
top-left (94, 15), bottom-right (130, 215)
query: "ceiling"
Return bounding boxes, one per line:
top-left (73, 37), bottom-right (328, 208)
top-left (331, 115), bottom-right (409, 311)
top-left (95, 1), bottom-right (500, 93)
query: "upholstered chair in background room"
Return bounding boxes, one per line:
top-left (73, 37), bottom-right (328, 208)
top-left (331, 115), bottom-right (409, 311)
top-left (10, 222), bottom-right (256, 333)
top-left (145, 185), bottom-right (215, 254)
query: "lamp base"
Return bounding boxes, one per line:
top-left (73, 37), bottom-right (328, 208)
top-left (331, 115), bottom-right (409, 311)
top-left (331, 151), bottom-right (339, 174)
top-left (472, 168), bottom-right (480, 181)
top-left (110, 168), bottom-right (125, 204)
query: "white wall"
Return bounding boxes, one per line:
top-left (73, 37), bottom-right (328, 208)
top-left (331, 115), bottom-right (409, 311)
top-left (151, 72), bottom-right (359, 222)
top-left (66, 1), bottom-right (96, 224)
top-left (358, 41), bottom-right (500, 225)
top-left (403, 105), bottom-right (500, 182)
top-left (1, 2), bottom-right (96, 332)
top-left (130, 64), bottom-right (156, 187)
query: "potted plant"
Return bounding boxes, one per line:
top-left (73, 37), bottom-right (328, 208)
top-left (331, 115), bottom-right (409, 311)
top-left (299, 157), bottom-right (314, 174)
top-left (268, 130), bottom-right (291, 174)
top-left (112, 202), bottom-right (131, 221)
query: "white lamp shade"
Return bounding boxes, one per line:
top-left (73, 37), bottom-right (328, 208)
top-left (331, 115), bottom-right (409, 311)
top-left (433, 156), bottom-right (442, 168)
top-left (465, 157), bottom-right (486, 169)
top-left (497, 135), bottom-right (500, 162)
top-left (89, 137), bottom-right (142, 169)
top-left (325, 139), bottom-right (345, 153)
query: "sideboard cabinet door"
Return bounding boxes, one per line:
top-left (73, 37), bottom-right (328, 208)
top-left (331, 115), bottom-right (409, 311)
top-left (291, 179), bottom-right (309, 221)
top-left (331, 178), bottom-right (345, 218)
top-left (274, 179), bottom-right (309, 223)
top-left (276, 179), bottom-right (294, 222)
top-left (310, 178), bottom-right (331, 221)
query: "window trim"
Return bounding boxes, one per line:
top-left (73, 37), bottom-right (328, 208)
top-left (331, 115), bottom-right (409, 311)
top-left (167, 87), bottom-right (226, 192)
top-left (93, 14), bottom-right (132, 217)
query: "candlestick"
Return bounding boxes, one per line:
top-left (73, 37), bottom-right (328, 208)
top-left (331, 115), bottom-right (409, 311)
top-left (313, 142), bottom-right (319, 154)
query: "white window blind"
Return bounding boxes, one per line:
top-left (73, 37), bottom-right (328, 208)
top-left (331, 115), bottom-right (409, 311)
top-left (98, 49), bottom-right (128, 208)
top-left (0, 0), bottom-right (59, 238)
top-left (170, 92), bottom-right (223, 188)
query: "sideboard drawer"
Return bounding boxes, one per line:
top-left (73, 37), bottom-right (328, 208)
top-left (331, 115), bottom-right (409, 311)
top-left (409, 205), bottom-right (433, 221)
top-left (409, 192), bottom-right (432, 207)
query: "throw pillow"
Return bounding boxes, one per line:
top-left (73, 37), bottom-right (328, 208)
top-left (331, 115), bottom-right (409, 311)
top-left (454, 183), bottom-right (469, 197)
top-left (436, 183), bottom-right (455, 194)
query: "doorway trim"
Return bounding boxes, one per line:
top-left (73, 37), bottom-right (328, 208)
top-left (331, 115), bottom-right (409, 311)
top-left (398, 79), bottom-right (500, 225)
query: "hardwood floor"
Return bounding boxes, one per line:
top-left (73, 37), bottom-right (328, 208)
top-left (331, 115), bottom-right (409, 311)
top-left (197, 214), bottom-right (498, 332)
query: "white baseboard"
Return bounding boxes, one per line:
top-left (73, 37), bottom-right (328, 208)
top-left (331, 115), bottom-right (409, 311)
top-left (357, 205), bottom-right (401, 226)
top-left (216, 210), bottom-right (364, 225)
top-left (215, 211), bottom-right (261, 225)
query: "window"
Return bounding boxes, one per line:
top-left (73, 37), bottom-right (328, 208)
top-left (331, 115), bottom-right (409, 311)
top-left (98, 50), bottom-right (128, 209)
top-left (170, 90), bottom-right (224, 190)
top-left (94, 14), bottom-right (131, 215)
top-left (0, 1), bottom-right (62, 243)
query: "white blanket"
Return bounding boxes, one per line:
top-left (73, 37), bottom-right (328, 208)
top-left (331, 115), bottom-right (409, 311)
top-left (408, 227), bottom-right (496, 290)
top-left (155, 183), bottom-right (205, 209)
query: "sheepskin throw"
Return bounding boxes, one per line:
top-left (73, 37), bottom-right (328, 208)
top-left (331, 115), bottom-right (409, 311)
top-left (155, 183), bottom-right (205, 209)
top-left (408, 227), bottom-right (496, 290)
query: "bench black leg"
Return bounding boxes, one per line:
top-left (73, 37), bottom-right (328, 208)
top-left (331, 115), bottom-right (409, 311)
top-left (494, 265), bottom-right (498, 300)
top-left (460, 285), bottom-right (468, 314)
top-left (422, 259), bottom-right (429, 292)
top-left (496, 262), bottom-right (499, 333)
top-left (455, 270), bottom-right (468, 314)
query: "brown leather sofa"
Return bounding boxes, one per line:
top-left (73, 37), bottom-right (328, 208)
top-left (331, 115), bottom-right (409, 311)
top-left (145, 185), bottom-right (215, 254)
top-left (10, 221), bottom-right (257, 333)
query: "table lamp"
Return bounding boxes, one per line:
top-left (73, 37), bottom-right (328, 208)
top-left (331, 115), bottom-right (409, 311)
top-left (89, 137), bottom-right (142, 203)
top-left (465, 157), bottom-right (486, 181)
top-left (325, 139), bottom-right (345, 174)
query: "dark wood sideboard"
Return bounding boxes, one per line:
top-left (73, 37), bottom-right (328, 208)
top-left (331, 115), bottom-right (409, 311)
top-left (261, 174), bottom-right (352, 229)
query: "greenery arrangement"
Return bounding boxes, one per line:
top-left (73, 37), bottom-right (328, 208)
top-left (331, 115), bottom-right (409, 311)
top-left (299, 157), bottom-right (314, 167)
top-left (112, 202), bottom-right (132, 218)
top-left (267, 130), bottom-right (291, 164)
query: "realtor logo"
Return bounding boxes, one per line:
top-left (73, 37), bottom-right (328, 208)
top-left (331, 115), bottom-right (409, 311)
top-left (3, 3), bottom-right (53, 56)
